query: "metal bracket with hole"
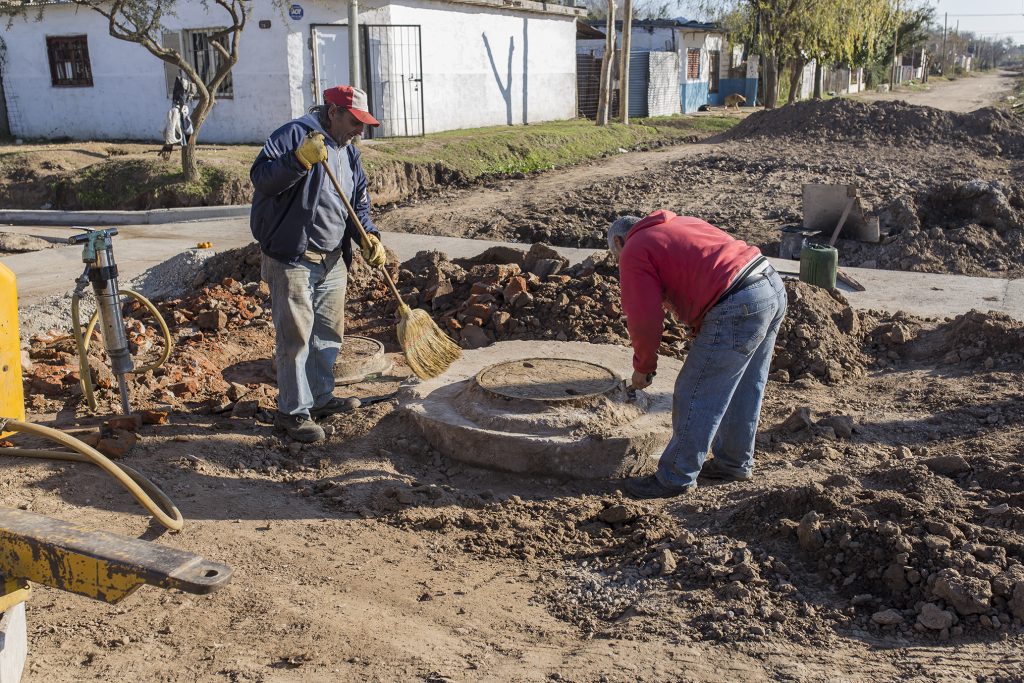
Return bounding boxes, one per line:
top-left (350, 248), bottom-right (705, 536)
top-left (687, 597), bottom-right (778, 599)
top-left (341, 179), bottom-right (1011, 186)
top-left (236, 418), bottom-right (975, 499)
top-left (0, 508), bottom-right (231, 604)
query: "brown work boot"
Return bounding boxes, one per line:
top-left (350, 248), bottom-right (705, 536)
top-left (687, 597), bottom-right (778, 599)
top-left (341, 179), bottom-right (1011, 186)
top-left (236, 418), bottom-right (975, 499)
top-left (310, 396), bottom-right (361, 419)
top-left (273, 412), bottom-right (325, 443)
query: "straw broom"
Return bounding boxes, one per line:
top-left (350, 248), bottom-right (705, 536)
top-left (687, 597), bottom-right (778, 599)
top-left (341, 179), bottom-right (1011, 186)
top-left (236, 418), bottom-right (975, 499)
top-left (320, 158), bottom-right (461, 380)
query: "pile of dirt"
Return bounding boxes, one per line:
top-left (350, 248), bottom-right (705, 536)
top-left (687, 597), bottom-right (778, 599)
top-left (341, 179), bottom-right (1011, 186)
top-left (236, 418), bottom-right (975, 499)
top-left (842, 179), bottom-right (1024, 275)
top-left (727, 449), bottom-right (1024, 642)
top-left (723, 99), bottom-right (1024, 157)
top-left (390, 496), bottom-right (839, 643)
top-left (770, 282), bottom-right (873, 384)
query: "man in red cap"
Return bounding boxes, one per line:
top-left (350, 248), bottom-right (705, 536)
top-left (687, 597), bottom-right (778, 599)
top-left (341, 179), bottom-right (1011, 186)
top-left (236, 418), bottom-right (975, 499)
top-left (250, 85), bottom-right (385, 443)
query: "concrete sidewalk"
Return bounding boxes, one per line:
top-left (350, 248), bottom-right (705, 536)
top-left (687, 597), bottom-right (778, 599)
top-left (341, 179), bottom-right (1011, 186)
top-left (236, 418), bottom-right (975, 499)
top-left (2, 219), bottom-right (1021, 320)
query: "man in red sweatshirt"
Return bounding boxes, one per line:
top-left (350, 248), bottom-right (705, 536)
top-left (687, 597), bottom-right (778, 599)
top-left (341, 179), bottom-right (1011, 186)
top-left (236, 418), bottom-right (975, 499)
top-left (610, 210), bottom-right (787, 499)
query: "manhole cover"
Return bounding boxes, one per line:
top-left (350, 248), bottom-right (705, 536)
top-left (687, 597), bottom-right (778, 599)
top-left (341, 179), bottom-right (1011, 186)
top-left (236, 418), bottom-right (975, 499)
top-left (476, 358), bottom-right (619, 402)
top-left (334, 336), bottom-right (391, 385)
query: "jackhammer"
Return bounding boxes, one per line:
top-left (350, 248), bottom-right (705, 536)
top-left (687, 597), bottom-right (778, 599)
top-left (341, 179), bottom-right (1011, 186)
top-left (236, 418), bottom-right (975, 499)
top-left (69, 228), bottom-right (171, 415)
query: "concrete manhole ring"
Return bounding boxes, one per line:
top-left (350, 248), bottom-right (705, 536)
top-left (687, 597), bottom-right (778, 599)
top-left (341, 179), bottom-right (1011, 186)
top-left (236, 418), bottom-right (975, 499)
top-left (476, 358), bottom-right (620, 402)
top-left (334, 336), bottom-right (392, 385)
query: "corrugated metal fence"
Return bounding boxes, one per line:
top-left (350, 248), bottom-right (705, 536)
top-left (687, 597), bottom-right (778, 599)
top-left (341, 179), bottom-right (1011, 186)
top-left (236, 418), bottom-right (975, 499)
top-left (578, 50), bottom-right (679, 120)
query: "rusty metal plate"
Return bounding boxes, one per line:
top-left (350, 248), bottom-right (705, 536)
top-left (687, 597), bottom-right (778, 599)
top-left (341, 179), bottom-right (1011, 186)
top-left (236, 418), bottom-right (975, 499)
top-left (476, 358), bottom-right (619, 402)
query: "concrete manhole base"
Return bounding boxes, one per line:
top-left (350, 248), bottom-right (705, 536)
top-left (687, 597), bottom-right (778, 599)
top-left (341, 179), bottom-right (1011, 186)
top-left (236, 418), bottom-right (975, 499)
top-left (400, 341), bottom-right (683, 479)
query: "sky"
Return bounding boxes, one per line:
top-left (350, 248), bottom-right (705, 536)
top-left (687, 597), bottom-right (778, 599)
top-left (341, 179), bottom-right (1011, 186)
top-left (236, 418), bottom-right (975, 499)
top-left (675, 0), bottom-right (1024, 45)
top-left (929, 0), bottom-right (1024, 43)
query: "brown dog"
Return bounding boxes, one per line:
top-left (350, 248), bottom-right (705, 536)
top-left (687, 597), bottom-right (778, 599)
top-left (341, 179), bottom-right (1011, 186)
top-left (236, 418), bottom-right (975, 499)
top-left (724, 93), bottom-right (746, 110)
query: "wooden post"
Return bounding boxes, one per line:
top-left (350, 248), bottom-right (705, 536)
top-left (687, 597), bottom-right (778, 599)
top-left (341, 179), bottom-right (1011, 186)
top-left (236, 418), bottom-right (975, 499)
top-left (596, 0), bottom-right (616, 125)
top-left (618, 0), bottom-right (633, 124)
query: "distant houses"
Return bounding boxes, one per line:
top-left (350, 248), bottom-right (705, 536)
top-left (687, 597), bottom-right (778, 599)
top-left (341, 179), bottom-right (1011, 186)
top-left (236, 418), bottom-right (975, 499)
top-left (577, 18), bottom-right (759, 116)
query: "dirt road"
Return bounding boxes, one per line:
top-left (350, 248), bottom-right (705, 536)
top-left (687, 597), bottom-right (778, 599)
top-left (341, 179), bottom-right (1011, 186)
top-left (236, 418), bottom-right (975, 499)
top-left (855, 69), bottom-right (1017, 112)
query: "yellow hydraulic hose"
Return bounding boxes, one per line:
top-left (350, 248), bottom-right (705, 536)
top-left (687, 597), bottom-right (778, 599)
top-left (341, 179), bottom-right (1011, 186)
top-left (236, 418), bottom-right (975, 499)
top-left (72, 289), bottom-right (172, 412)
top-left (0, 418), bottom-right (183, 532)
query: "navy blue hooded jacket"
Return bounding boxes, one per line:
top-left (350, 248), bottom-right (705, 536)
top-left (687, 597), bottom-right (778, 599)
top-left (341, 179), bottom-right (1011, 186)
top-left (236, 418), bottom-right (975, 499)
top-left (250, 114), bottom-right (379, 266)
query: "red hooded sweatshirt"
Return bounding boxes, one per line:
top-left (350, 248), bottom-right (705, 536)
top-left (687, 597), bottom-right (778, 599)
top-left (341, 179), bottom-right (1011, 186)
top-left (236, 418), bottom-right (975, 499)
top-left (619, 210), bottom-right (761, 374)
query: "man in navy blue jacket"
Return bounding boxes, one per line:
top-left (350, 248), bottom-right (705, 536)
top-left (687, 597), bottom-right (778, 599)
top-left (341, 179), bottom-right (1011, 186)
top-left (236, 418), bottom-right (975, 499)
top-left (250, 85), bottom-right (386, 443)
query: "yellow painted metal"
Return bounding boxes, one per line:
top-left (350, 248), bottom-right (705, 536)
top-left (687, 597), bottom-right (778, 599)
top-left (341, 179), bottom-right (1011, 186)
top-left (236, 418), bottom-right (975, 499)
top-left (0, 263), bottom-right (25, 438)
top-left (0, 508), bottom-right (231, 604)
top-left (0, 577), bottom-right (31, 612)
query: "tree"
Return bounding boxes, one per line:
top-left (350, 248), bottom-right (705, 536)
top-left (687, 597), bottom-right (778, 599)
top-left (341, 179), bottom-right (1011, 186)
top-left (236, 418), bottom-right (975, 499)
top-left (596, 0), bottom-right (617, 125)
top-left (74, 1), bottom-right (249, 182)
top-left (700, 0), bottom-right (897, 108)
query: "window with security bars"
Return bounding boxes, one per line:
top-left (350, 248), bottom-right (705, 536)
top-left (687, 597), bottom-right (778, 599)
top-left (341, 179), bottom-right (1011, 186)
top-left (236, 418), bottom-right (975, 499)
top-left (686, 49), bottom-right (700, 80)
top-left (708, 50), bottom-right (720, 93)
top-left (185, 29), bottom-right (233, 98)
top-left (46, 35), bottom-right (93, 87)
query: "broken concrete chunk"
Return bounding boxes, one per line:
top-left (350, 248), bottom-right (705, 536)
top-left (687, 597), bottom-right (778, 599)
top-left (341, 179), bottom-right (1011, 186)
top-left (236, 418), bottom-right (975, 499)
top-left (917, 603), bottom-right (955, 631)
top-left (871, 608), bottom-right (904, 626)
top-left (923, 455), bottom-right (971, 477)
top-left (932, 568), bottom-right (992, 616)
top-left (195, 310), bottom-right (228, 331)
top-left (780, 407), bottom-right (813, 433)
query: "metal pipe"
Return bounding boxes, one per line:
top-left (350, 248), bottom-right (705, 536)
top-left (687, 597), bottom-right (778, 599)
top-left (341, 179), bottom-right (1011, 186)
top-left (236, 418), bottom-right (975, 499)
top-left (348, 0), bottom-right (360, 87)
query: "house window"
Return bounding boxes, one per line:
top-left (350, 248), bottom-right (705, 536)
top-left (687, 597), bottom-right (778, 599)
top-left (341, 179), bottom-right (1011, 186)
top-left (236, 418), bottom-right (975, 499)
top-left (686, 48), bottom-right (700, 80)
top-left (708, 50), bottom-right (720, 93)
top-left (186, 29), bottom-right (234, 98)
top-left (46, 35), bottom-right (93, 87)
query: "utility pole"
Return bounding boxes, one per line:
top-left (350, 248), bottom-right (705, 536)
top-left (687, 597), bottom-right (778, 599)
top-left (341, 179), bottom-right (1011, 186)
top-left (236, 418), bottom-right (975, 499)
top-left (941, 13), bottom-right (947, 74)
top-left (618, 0), bottom-right (633, 124)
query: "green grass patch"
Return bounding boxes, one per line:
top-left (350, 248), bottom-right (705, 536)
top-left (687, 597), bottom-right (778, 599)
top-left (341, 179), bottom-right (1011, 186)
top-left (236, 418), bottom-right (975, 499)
top-left (0, 115), bottom-right (738, 210)
top-left (362, 116), bottom-right (736, 180)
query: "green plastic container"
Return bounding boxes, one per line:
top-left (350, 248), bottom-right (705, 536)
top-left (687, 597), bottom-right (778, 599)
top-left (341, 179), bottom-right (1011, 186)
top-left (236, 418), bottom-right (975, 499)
top-left (799, 243), bottom-right (838, 290)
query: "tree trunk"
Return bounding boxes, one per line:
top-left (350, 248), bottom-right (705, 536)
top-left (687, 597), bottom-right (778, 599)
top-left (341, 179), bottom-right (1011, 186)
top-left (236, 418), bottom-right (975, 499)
top-left (596, 0), bottom-right (616, 126)
top-left (763, 55), bottom-right (779, 109)
top-left (813, 61), bottom-right (823, 99)
top-left (181, 97), bottom-right (212, 182)
top-left (618, 0), bottom-right (633, 125)
top-left (181, 138), bottom-right (198, 182)
top-left (787, 59), bottom-right (805, 104)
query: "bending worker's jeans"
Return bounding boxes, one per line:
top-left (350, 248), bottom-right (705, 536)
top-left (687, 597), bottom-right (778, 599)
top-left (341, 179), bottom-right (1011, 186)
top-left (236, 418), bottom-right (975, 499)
top-left (656, 271), bottom-right (787, 490)
top-left (262, 253), bottom-right (347, 417)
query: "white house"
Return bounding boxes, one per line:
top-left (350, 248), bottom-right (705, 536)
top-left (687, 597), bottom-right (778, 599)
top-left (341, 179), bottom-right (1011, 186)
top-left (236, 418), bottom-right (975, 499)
top-left (0, 0), bottom-right (583, 142)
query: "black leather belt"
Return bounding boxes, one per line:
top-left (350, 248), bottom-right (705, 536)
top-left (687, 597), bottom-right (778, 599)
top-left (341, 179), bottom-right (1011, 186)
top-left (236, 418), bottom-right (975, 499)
top-left (717, 258), bottom-right (773, 305)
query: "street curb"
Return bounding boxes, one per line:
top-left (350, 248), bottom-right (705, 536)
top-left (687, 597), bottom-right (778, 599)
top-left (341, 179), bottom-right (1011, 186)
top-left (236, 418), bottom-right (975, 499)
top-left (0, 205), bottom-right (251, 226)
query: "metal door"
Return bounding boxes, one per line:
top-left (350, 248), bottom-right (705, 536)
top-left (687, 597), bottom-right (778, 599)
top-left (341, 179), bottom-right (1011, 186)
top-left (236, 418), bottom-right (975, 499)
top-left (362, 25), bottom-right (424, 138)
top-left (311, 24), bottom-right (350, 103)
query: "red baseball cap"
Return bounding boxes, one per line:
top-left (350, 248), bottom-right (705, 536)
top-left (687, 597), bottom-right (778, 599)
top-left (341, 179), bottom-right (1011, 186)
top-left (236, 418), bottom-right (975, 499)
top-left (323, 85), bottom-right (380, 126)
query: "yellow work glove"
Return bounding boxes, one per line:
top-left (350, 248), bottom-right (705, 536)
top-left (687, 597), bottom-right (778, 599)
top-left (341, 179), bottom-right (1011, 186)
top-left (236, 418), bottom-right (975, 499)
top-left (361, 233), bottom-right (386, 268)
top-left (295, 132), bottom-right (328, 170)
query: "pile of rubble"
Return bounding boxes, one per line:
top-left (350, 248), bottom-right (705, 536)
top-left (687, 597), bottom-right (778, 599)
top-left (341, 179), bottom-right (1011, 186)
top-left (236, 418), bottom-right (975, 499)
top-left (770, 282), bottom-right (872, 384)
top-left (728, 445), bottom-right (1024, 642)
top-left (843, 179), bottom-right (1024, 276)
top-left (724, 99), bottom-right (1024, 158)
top-left (348, 244), bottom-right (640, 352)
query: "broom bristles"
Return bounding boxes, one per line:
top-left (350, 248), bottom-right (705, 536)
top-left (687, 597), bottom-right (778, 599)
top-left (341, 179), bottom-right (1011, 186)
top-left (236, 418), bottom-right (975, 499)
top-left (397, 307), bottom-right (462, 379)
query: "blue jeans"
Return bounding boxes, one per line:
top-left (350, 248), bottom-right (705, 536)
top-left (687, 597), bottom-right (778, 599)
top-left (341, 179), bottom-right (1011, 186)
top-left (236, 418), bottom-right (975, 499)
top-left (261, 252), bottom-right (347, 417)
top-left (656, 271), bottom-right (787, 489)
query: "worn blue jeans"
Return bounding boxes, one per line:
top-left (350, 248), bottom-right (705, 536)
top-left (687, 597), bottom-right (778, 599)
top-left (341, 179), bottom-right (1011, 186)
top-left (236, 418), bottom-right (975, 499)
top-left (261, 252), bottom-right (347, 417)
top-left (656, 270), bottom-right (787, 489)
